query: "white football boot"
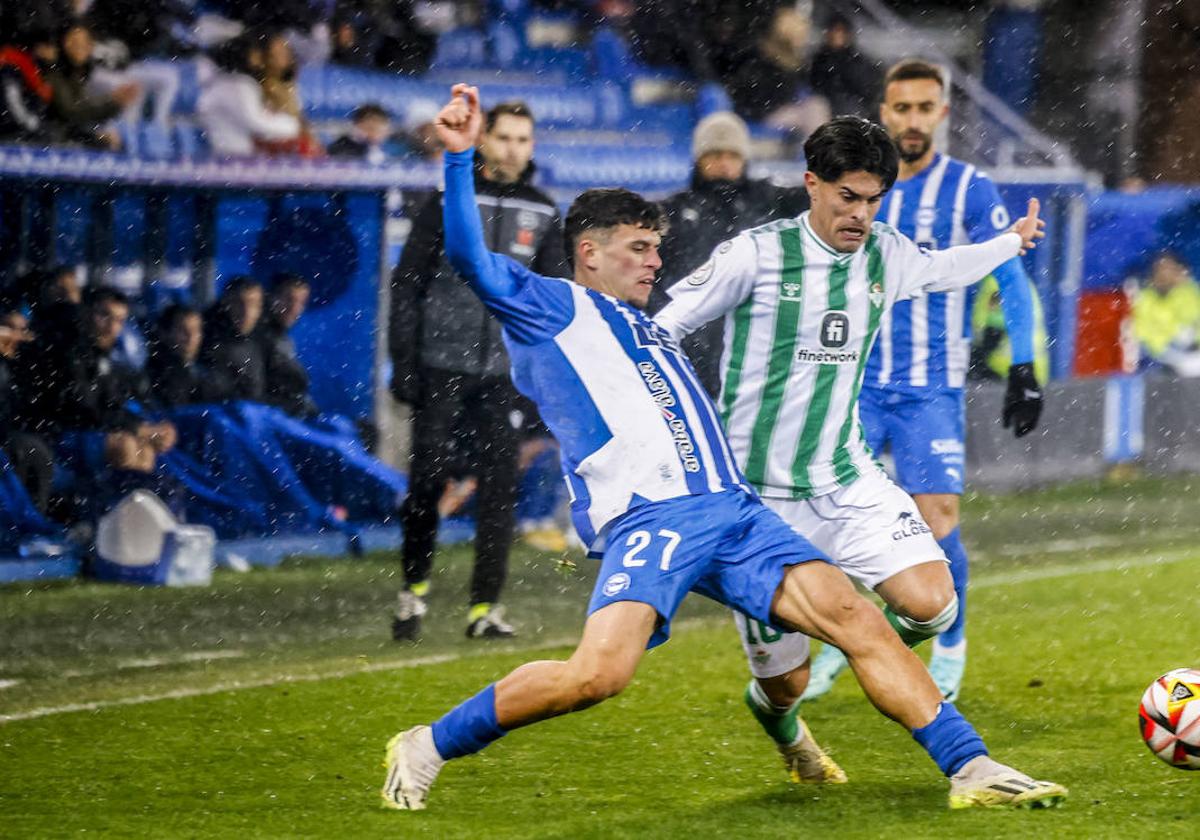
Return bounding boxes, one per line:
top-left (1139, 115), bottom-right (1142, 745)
top-left (381, 726), bottom-right (445, 811)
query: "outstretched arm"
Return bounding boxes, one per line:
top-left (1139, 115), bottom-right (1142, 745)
top-left (437, 84), bottom-right (521, 300)
top-left (899, 199), bottom-right (1044, 296)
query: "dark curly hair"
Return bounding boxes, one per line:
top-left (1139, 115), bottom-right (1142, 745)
top-left (804, 116), bottom-right (899, 192)
top-left (563, 188), bottom-right (668, 266)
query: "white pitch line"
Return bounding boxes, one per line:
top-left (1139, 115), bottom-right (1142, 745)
top-left (970, 546), bottom-right (1197, 589)
top-left (117, 650), bottom-right (246, 670)
top-left (0, 638), bottom-right (576, 725)
top-left (977, 530), bottom-right (1196, 559)
top-left (3, 548), bottom-right (1196, 726)
top-left (0, 679), bottom-right (21, 690)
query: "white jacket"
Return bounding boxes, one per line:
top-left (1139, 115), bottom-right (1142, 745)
top-left (196, 73), bottom-right (300, 156)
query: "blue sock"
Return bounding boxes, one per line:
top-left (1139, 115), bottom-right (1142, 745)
top-left (936, 528), bottom-right (968, 649)
top-left (431, 684), bottom-right (508, 760)
top-left (911, 702), bottom-right (988, 776)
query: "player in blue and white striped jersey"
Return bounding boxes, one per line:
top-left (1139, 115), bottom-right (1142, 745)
top-left (802, 60), bottom-right (1046, 703)
top-left (379, 84), bottom-right (1066, 814)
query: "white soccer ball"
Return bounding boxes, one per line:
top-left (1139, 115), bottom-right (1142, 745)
top-left (1139, 668), bottom-right (1200, 769)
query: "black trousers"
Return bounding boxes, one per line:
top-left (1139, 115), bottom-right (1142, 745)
top-left (5, 432), bottom-right (55, 515)
top-left (400, 368), bottom-right (520, 606)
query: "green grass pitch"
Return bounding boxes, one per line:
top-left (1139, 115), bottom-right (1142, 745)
top-left (2, 476), bottom-right (1198, 838)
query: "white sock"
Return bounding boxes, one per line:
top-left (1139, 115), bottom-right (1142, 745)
top-left (953, 755), bottom-right (1014, 782)
top-left (932, 638), bottom-right (967, 658)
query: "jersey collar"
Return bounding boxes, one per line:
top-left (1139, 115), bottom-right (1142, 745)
top-left (800, 212), bottom-right (859, 261)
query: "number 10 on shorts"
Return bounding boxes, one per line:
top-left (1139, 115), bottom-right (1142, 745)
top-left (623, 529), bottom-right (682, 571)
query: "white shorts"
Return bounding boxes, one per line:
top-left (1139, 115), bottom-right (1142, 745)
top-left (735, 469), bottom-right (947, 679)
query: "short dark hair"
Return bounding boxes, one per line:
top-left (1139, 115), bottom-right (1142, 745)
top-left (82, 285), bottom-right (129, 310)
top-left (221, 275), bottom-right (263, 299)
top-left (563, 189), bottom-right (668, 265)
top-left (884, 59), bottom-right (946, 91)
top-left (157, 303), bottom-right (201, 332)
top-left (804, 116), bottom-right (899, 192)
top-left (485, 101), bottom-right (535, 133)
top-left (269, 272), bottom-right (310, 294)
top-left (352, 103), bottom-right (389, 123)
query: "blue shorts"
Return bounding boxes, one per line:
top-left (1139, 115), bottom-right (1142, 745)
top-left (587, 491), bottom-right (830, 649)
top-left (859, 386), bottom-right (965, 496)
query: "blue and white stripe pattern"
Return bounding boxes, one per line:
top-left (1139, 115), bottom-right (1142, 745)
top-left (506, 280), bottom-right (750, 554)
top-left (867, 153), bottom-right (1010, 390)
top-left (440, 145), bottom-right (748, 554)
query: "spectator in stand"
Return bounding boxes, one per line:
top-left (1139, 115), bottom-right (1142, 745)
top-left (46, 23), bottom-right (137, 151)
top-left (327, 103), bottom-right (394, 164)
top-left (83, 0), bottom-right (187, 127)
top-left (329, 7), bottom-right (373, 67)
top-left (397, 100), bottom-right (444, 162)
top-left (364, 0), bottom-right (436, 75)
top-left (196, 33), bottom-right (301, 157)
top-left (203, 276), bottom-right (267, 401)
top-left (1131, 251), bottom-right (1200, 376)
top-left (388, 100), bottom-right (568, 641)
top-left (629, 0), bottom-right (718, 82)
top-left (725, 7), bottom-right (830, 135)
top-left (649, 111), bottom-right (810, 396)
top-left (146, 303), bottom-right (216, 408)
top-left (14, 287), bottom-right (179, 517)
top-left (0, 24), bottom-right (59, 145)
top-left (257, 30), bottom-right (322, 156)
top-left (0, 308), bottom-right (55, 513)
top-left (18, 265), bottom-right (82, 346)
top-left (809, 14), bottom-right (878, 119)
top-left (255, 273), bottom-right (318, 419)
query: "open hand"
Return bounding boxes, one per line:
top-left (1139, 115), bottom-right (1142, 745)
top-left (434, 83), bottom-right (482, 154)
top-left (1009, 198), bottom-right (1045, 255)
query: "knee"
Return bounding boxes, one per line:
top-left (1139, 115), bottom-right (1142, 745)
top-left (894, 583), bottom-right (957, 626)
top-left (567, 662), bottom-right (632, 709)
top-left (896, 594), bottom-right (959, 637)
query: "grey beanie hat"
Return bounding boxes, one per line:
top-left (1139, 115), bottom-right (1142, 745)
top-left (691, 112), bottom-right (751, 160)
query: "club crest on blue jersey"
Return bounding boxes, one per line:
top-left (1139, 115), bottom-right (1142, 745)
top-left (602, 572), bottom-right (631, 597)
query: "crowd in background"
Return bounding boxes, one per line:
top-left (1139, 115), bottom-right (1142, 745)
top-left (0, 0), bottom-right (449, 159)
top-left (0, 0), bottom-right (884, 161)
top-left (0, 265), bottom-right (320, 530)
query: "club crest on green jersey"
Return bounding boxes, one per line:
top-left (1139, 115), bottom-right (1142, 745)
top-left (869, 282), bottom-right (885, 308)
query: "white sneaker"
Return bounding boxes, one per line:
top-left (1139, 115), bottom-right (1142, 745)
top-left (466, 605), bottom-right (516, 639)
top-left (800, 644), bottom-right (848, 702)
top-left (780, 719), bottom-right (848, 784)
top-left (929, 652), bottom-right (966, 702)
top-left (392, 590), bottom-right (427, 641)
top-left (948, 757), bottom-right (1067, 810)
top-left (381, 725), bottom-right (445, 811)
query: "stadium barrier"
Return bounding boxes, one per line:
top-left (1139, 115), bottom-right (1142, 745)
top-left (0, 149), bottom-right (1194, 580)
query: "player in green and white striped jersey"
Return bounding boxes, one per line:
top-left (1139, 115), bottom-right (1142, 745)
top-left (657, 118), bottom-right (1048, 800)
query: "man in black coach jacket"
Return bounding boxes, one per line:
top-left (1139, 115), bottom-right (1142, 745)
top-left (388, 100), bottom-right (568, 641)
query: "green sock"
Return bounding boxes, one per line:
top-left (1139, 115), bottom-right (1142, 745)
top-left (743, 680), bottom-right (801, 746)
top-left (467, 602), bottom-right (491, 624)
top-left (409, 580), bottom-right (430, 598)
top-left (883, 606), bottom-right (936, 648)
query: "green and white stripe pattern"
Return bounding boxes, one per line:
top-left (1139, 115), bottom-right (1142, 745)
top-left (658, 211), bottom-right (1022, 500)
top-left (716, 215), bottom-right (889, 499)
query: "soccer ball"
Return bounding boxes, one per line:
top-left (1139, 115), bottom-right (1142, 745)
top-left (1139, 668), bottom-right (1200, 769)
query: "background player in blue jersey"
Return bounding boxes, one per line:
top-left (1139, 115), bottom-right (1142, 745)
top-left (803, 59), bottom-right (1046, 703)
top-left (379, 84), bottom-right (1065, 813)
